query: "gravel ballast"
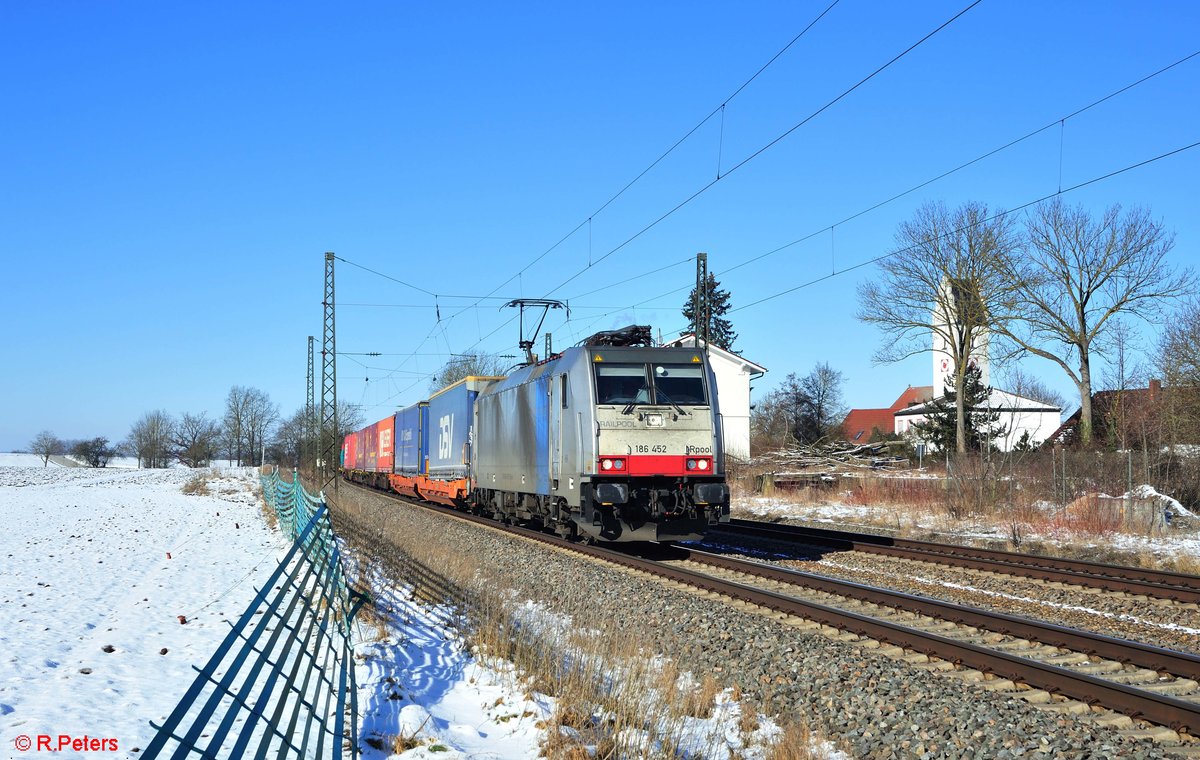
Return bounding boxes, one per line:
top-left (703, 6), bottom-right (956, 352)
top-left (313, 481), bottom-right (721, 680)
top-left (327, 484), bottom-right (1184, 759)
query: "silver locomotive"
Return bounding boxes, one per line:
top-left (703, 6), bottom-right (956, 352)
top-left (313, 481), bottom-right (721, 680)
top-left (471, 335), bottom-right (731, 541)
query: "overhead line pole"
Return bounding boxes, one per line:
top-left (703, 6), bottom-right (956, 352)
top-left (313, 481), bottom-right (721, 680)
top-left (320, 253), bottom-right (339, 492)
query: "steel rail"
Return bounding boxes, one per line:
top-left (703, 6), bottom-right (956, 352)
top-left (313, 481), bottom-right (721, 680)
top-left (683, 548), bottom-right (1200, 680)
top-left (341, 482), bottom-right (1200, 734)
top-left (722, 518), bottom-right (1200, 604)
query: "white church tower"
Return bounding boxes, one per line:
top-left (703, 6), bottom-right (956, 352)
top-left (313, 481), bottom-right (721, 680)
top-left (931, 277), bottom-right (989, 391)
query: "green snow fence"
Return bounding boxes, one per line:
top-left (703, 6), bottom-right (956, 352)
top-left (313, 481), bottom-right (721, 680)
top-left (143, 468), bottom-right (367, 760)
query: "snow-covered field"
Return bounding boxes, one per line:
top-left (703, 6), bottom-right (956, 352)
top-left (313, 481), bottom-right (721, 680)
top-left (0, 463), bottom-right (563, 758)
top-left (0, 464), bottom-right (284, 754)
top-left (0, 452), bottom-right (139, 469)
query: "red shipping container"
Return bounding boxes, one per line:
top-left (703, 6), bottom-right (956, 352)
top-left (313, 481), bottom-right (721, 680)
top-left (377, 415), bottom-right (395, 473)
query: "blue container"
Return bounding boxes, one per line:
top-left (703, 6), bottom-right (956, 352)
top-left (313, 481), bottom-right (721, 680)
top-left (395, 403), bottom-right (424, 475)
top-left (425, 377), bottom-right (497, 480)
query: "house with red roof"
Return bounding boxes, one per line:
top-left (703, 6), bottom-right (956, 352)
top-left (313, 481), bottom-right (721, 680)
top-left (842, 386), bottom-right (933, 443)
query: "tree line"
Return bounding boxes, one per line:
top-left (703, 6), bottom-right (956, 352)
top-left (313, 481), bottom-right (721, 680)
top-left (26, 386), bottom-right (364, 469)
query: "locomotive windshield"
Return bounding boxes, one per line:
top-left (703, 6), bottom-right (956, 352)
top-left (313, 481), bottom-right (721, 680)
top-left (594, 364), bottom-right (651, 404)
top-left (652, 365), bottom-right (707, 404)
top-left (594, 363), bottom-right (708, 405)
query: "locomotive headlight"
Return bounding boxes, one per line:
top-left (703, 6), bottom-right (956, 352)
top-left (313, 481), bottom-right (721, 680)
top-left (697, 458), bottom-right (709, 470)
top-left (601, 458), bottom-right (614, 471)
top-left (686, 459), bottom-right (697, 470)
top-left (613, 458), bottom-right (625, 471)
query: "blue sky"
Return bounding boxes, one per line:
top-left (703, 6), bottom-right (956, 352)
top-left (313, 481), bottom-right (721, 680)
top-left (2, 1), bottom-right (1197, 451)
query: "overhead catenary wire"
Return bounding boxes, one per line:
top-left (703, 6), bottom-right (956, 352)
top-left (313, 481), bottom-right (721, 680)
top-left (351, 0), bottom-right (846, 384)
top-left (472, 0), bottom-right (843, 298)
top-left (342, 17), bottom-right (1195, 414)
top-left (540, 0), bottom-right (985, 298)
top-left (352, 0), bottom-right (973, 389)
top-left (562, 48), bottom-right (1200, 334)
top-left (650, 139), bottom-right (1200, 330)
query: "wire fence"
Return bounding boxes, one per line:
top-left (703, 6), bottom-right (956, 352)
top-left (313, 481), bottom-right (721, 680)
top-left (143, 468), bottom-right (367, 760)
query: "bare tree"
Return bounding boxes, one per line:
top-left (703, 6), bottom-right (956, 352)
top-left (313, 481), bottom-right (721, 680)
top-left (998, 367), bottom-right (1067, 410)
top-left (1100, 319), bottom-right (1149, 394)
top-left (244, 388), bottom-right (280, 467)
top-left (430, 352), bottom-right (507, 392)
top-left (128, 410), bottom-right (175, 468)
top-left (798, 362), bottom-right (846, 442)
top-left (999, 200), bottom-right (1192, 445)
top-left (72, 437), bottom-right (117, 468)
top-left (29, 430), bottom-right (64, 467)
top-left (174, 412), bottom-right (222, 467)
top-left (1157, 299), bottom-right (1200, 450)
top-left (750, 390), bottom-right (792, 452)
top-left (222, 386), bottom-right (252, 465)
top-left (1159, 299), bottom-right (1200, 388)
top-left (858, 201), bottom-right (1021, 453)
top-left (269, 409), bottom-right (308, 469)
top-left (337, 401), bottom-right (365, 442)
top-left (750, 364), bottom-right (847, 447)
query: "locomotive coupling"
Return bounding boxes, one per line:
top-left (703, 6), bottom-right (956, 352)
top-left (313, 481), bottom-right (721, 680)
top-left (595, 482), bottom-right (629, 505)
top-left (693, 483), bottom-right (729, 506)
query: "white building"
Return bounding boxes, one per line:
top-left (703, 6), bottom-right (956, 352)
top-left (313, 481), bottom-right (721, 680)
top-left (896, 278), bottom-right (1061, 451)
top-left (666, 335), bottom-right (767, 463)
top-left (932, 276), bottom-right (990, 389)
top-left (895, 388), bottom-right (1062, 452)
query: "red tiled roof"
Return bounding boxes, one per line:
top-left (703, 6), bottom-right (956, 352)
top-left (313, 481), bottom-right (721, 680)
top-left (841, 385), bottom-right (935, 442)
top-left (891, 385), bottom-right (933, 410)
top-left (842, 408), bottom-right (894, 442)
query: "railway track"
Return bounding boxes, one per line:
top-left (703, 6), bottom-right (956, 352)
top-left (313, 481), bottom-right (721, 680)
top-left (715, 518), bottom-right (1200, 605)
top-left (345, 483), bottom-right (1200, 746)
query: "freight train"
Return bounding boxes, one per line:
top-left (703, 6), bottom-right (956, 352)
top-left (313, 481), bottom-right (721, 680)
top-left (341, 330), bottom-right (731, 542)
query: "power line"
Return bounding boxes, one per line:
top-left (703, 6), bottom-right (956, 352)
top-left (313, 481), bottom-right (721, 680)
top-left (378, 1), bottom-right (846, 374)
top-left (475, 0), bottom-right (844, 298)
top-left (732, 139), bottom-right (1200, 315)
top-left (562, 48), bottom-right (1200, 333)
top-left (541, 0), bottom-right (985, 297)
top-left (333, 5), bottom-right (842, 365)
top-left (338, 9), bottom-right (1191, 412)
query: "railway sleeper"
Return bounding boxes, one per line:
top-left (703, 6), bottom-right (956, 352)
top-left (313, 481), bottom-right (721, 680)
top-left (1144, 678), bottom-right (1200, 695)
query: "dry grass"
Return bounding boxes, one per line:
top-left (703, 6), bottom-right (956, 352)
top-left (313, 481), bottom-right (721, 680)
top-left (353, 594), bottom-right (392, 643)
top-left (181, 473), bottom-right (211, 496)
top-left (764, 721), bottom-right (821, 760)
top-left (259, 496), bottom-right (279, 531)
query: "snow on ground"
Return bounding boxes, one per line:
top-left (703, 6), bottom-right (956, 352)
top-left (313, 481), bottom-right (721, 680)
top-left (355, 582), bottom-right (554, 759)
top-left (1132, 484), bottom-right (1195, 517)
top-left (0, 465), bottom-right (286, 754)
top-left (353, 586), bottom-right (849, 759)
top-left (0, 461), bottom-right (844, 758)
top-left (0, 453), bottom-right (241, 470)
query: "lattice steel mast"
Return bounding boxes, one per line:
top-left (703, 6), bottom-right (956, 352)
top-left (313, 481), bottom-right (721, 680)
top-left (319, 253), bottom-right (338, 490)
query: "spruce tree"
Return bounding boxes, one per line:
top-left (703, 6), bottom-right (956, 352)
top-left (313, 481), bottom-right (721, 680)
top-left (913, 364), bottom-right (1006, 451)
top-left (682, 273), bottom-right (737, 350)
